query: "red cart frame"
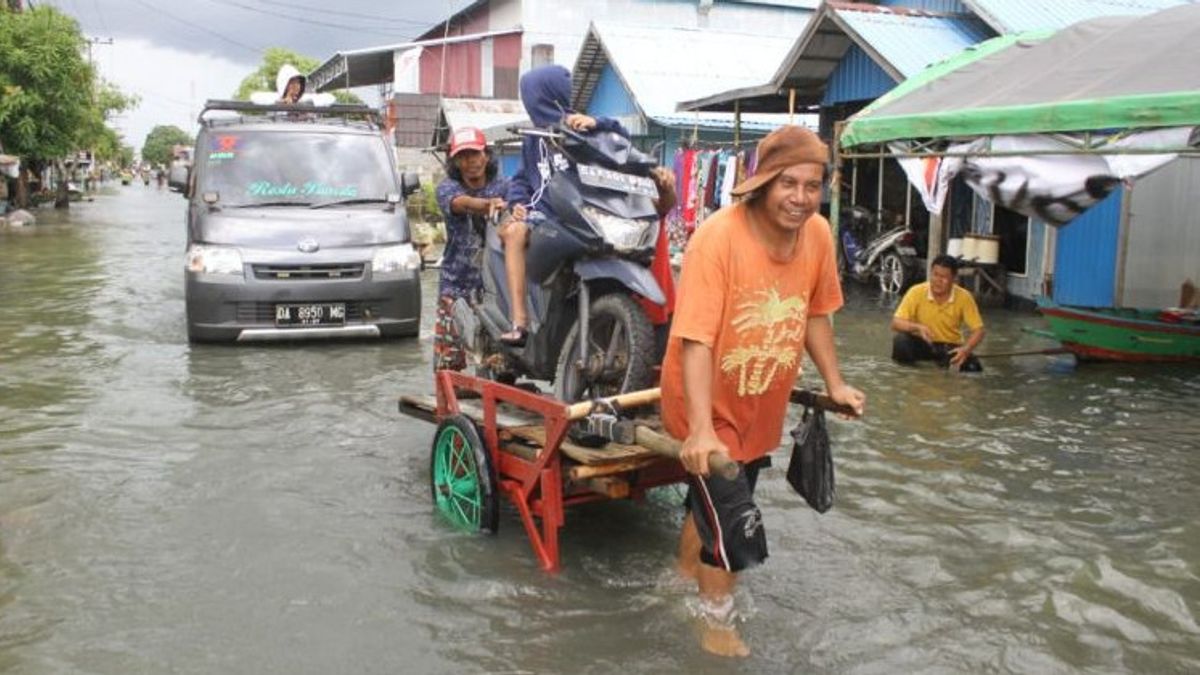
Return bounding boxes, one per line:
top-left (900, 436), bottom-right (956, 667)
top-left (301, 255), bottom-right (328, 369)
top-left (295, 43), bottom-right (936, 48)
top-left (413, 369), bottom-right (687, 572)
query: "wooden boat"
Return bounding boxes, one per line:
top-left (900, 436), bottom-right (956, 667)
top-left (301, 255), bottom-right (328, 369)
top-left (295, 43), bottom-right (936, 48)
top-left (1037, 297), bottom-right (1200, 362)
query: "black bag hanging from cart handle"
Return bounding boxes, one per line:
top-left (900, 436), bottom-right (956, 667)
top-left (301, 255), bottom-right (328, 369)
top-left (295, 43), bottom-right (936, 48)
top-left (787, 406), bottom-right (835, 513)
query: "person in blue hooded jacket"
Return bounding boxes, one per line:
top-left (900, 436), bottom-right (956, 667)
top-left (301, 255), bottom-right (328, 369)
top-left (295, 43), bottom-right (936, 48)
top-left (497, 65), bottom-right (630, 345)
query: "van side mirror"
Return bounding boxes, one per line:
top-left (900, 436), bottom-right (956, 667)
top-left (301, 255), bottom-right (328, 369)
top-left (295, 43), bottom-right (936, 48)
top-left (401, 172), bottom-right (420, 198)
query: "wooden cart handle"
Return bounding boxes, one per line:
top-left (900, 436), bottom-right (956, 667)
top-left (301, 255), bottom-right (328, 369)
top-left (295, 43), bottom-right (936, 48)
top-left (789, 388), bottom-right (860, 417)
top-left (564, 387), bottom-right (662, 421)
top-left (633, 426), bottom-right (739, 481)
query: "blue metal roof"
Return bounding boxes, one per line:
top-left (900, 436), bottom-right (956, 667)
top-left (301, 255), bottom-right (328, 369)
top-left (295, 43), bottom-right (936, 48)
top-left (835, 5), bottom-right (995, 79)
top-left (822, 43), bottom-right (897, 106)
top-left (964, 0), bottom-right (1193, 33)
top-left (880, 0), bottom-right (969, 11)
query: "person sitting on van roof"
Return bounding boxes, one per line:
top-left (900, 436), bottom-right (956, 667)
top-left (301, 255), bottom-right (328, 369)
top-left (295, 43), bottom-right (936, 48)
top-left (276, 64), bottom-right (306, 104)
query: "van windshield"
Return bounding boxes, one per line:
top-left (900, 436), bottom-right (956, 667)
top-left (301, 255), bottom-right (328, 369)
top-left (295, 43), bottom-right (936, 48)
top-left (199, 130), bottom-right (396, 207)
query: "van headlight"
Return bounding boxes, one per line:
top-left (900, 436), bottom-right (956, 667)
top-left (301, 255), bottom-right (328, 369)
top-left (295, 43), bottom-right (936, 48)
top-left (186, 245), bottom-right (243, 276)
top-left (582, 206), bottom-right (653, 252)
top-left (372, 243), bottom-right (422, 277)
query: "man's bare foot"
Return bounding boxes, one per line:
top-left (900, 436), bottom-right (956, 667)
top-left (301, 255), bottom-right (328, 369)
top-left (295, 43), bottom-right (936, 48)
top-left (696, 619), bottom-right (750, 657)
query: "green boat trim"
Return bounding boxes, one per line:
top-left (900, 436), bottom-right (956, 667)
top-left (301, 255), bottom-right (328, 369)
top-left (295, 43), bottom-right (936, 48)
top-left (1037, 298), bottom-right (1200, 362)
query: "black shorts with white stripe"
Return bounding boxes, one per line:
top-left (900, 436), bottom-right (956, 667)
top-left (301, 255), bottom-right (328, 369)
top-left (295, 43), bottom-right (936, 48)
top-left (686, 456), bottom-right (770, 573)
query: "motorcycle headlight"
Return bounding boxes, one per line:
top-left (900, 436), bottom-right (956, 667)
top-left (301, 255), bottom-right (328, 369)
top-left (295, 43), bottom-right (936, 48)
top-left (186, 245), bottom-right (243, 276)
top-left (582, 206), bottom-right (653, 252)
top-left (371, 243), bottom-right (422, 277)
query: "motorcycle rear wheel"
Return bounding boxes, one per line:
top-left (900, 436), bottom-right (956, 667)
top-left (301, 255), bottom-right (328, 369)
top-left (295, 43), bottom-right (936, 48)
top-left (554, 293), bottom-right (656, 403)
top-left (878, 252), bottom-right (907, 295)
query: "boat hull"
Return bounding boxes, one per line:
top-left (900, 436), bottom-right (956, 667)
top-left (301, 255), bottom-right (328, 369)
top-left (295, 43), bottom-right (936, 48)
top-left (1037, 298), bottom-right (1200, 362)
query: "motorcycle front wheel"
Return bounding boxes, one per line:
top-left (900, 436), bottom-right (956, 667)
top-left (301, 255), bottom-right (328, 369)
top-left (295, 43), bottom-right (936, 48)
top-left (554, 293), bottom-right (656, 403)
top-left (878, 252), bottom-right (907, 295)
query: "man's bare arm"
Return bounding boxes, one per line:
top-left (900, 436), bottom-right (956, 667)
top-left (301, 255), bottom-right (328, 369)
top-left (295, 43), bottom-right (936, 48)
top-left (805, 315), bottom-right (865, 417)
top-left (678, 338), bottom-right (728, 476)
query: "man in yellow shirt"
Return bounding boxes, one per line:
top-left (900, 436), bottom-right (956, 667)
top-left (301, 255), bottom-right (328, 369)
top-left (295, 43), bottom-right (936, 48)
top-left (891, 254), bottom-right (986, 372)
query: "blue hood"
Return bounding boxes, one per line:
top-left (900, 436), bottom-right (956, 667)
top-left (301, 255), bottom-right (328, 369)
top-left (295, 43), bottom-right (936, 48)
top-left (519, 65), bottom-right (571, 127)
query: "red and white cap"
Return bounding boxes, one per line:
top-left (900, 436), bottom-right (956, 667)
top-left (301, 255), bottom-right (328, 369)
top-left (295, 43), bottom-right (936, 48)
top-left (449, 127), bottom-right (487, 157)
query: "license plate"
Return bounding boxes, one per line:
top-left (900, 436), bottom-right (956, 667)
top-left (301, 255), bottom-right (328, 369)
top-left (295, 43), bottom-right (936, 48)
top-left (275, 303), bottom-right (346, 327)
top-left (577, 164), bottom-right (658, 198)
top-left (896, 246), bottom-right (917, 256)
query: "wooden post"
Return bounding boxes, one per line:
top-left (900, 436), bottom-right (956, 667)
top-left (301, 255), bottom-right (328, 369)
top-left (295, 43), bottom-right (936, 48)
top-left (831, 121), bottom-right (844, 249)
top-left (788, 88), bottom-right (796, 125)
top-left (928, 209), bottom-right (945, 275)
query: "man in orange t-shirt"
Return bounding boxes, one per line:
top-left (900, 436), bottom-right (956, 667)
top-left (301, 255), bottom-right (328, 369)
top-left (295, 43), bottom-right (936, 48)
top-left (661, 126), bottom-right (865, 658)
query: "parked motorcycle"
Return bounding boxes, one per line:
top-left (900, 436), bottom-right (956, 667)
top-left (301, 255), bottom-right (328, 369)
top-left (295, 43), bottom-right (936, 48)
top-left (451, 124), bottom-right (665, 402)
top-left (839, 205), bottom-right (921, 294)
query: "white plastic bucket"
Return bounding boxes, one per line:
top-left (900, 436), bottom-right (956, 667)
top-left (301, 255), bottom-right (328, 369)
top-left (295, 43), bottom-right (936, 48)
top-left (975, 234), bottom-right (1000, 264)
top-left (961, 234), bottom-right (981, 261)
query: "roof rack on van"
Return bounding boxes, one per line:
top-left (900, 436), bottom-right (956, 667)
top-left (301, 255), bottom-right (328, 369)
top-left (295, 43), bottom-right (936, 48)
top-left (198, 99), bottom-right (381, 127)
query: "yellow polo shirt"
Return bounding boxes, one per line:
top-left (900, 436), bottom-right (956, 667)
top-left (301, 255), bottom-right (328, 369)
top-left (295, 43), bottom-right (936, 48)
top-left (894, 282), bottom-right (983, 345)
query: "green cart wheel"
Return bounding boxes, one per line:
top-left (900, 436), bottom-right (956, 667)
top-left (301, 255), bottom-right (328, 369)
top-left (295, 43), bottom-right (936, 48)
top-left (429, 414), bottom-right (499, 534)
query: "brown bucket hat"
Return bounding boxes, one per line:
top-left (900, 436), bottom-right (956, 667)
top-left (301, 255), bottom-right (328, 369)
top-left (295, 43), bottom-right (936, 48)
top-left (731, 126), bottom-right (829, 197)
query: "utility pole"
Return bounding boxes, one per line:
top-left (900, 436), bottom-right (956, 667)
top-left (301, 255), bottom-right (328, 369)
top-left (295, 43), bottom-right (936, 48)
top-left (83, 36), bottom-right (114, 191)
top-left (85, 36), bottom-right (113, 67)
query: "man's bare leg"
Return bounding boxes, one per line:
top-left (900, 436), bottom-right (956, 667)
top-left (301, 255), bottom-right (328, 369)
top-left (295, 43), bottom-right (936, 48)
top-left (676, 512), bottom-right (701, 581)
top-left (696, 564), bottom-right (749, 657)
top-left (499, 221), bottom-right (529, 336)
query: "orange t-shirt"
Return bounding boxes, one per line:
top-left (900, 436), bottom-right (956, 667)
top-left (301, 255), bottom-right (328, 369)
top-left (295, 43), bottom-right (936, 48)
top-left (660, 203), bottom-right (843, 462)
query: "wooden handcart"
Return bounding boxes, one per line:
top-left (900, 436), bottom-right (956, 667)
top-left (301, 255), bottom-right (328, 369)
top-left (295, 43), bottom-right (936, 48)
top-left (400, 369), bottom-right (848, 572)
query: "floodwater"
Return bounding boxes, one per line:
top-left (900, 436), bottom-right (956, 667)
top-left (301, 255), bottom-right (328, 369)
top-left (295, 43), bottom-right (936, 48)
top-left (1, 186), bottom-right (1198, 674)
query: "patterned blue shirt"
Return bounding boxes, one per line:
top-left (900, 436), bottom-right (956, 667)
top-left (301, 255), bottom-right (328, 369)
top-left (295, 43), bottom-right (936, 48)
top-left (435, 176), bottom-right (509, 300)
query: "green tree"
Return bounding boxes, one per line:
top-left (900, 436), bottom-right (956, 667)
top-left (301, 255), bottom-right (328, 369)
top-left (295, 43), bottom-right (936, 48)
top-left (141, 125), bottom-right (193, 168)
top-left (0, 6), bottom-right (94, 206)
top-left (233, 47), bottom-right (362, 104)
top-left (82, 79), bottom-right (137, 172)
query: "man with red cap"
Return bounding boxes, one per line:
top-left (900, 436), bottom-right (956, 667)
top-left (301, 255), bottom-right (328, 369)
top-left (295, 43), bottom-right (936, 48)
top-left (433, 127), bottom-right (510, 371)
top-left (661, 125), bottom-right (866, 657)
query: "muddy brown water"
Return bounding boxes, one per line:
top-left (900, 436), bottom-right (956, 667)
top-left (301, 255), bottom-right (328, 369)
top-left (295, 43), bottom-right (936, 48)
top-left (1, 186), bottom-right (1198, 673)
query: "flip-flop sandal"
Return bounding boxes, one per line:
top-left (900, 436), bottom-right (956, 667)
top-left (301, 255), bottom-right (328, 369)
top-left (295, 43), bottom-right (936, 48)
top-left (499, 325), bottom-right (528, 347)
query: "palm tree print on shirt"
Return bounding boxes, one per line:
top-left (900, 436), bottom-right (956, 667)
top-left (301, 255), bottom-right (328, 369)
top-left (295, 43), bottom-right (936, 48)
top-left (720, 287), bottom-right (808, 397)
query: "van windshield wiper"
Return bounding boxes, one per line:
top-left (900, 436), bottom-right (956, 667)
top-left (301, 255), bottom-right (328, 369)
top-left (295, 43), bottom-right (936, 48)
top-left (309, 197), bottom-right (391, 209)
top-left (228, 201), bottom-right (313, 208)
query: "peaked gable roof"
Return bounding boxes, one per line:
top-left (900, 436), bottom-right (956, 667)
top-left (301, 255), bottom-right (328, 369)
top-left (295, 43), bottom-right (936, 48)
top-left (680, 1), bottom-right (994, 112)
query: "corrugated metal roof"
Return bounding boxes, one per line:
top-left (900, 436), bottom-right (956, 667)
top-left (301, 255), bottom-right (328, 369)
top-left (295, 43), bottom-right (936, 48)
top-left (573, 22), bottom-right (800, 120)
top-left (834, 5), bottom-right (993, 79)
top-left (718, 0), bottom-right (820, 7)
top-left (678, 2), bottom-right (995, 112)
top-left (439, 98), bottom-right (530, 142)
top-left (964, 0), bottom-right (1193, 33)
top-left (650, 114), bottom-right (807, 132)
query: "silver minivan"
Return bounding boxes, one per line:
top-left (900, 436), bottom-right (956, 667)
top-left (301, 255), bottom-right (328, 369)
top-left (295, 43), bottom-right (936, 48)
top-left (185, 100), bottom-right (422, 343)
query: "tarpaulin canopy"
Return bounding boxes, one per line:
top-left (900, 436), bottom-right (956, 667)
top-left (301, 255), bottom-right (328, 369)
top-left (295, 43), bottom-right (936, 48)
top-left (841, 4), bottom-right (1200, 148)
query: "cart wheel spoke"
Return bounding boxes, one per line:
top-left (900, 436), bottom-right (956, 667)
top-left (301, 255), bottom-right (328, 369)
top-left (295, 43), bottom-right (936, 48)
top-left (429, 415), bottom-right (499, 534)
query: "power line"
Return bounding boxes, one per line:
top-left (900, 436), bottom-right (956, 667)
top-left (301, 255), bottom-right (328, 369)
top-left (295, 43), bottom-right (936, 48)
top-left (127, 0), bottom-right (264, 57)
top-left (253, 0), bottom-right (439, 27)
top-left (202, 0), bottom-right (418, 39)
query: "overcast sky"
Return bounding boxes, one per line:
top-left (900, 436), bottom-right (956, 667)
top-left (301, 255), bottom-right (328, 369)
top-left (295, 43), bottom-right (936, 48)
top-left (42, 0), bottom-right (474, 154)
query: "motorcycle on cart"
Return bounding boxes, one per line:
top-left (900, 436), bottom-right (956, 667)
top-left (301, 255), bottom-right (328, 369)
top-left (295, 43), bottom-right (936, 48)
top-left (451, 124), bottom-right (666, 402)
top-left (839, 205), bottom-right (921, 294)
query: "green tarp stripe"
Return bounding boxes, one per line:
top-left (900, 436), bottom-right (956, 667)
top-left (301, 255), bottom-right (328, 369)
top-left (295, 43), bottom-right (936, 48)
top-left (841, 91), bottom-right (1200, 147)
